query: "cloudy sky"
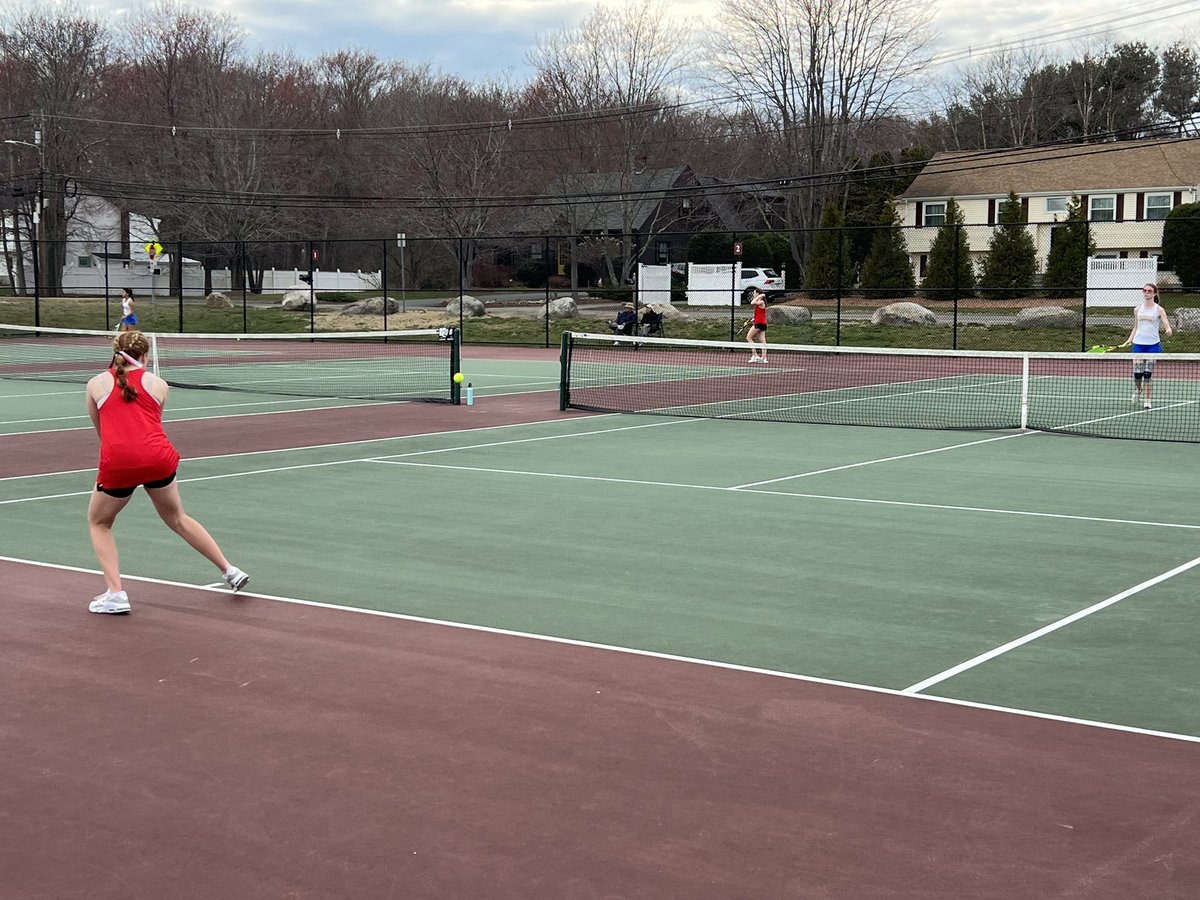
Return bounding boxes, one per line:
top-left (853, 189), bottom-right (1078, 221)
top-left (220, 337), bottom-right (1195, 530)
top-left (102, 0), bottom-right (1199, 84)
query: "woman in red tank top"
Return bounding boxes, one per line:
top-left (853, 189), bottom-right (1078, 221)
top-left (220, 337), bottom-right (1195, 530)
top-left (85, 330), bottom-right (249, 614)
top-left (743, 287), bottom-right (769, 363)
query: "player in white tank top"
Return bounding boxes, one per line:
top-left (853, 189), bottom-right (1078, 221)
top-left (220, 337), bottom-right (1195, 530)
top-left (1119, 283), bottom-right (1173, 409)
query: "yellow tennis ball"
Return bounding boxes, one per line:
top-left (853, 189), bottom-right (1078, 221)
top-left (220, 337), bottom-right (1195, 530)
top-left (453, 372), bottom-right (464, 383)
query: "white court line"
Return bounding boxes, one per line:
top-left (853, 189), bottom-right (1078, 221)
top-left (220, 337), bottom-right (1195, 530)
top-left (3, 552), bottom-right (1196, 746)
top-left (0, 395), bottom-right (376, 427)
top-left (362, 459), bottom-right (1200, 531)
top-left (904, 553), bottom-right (1200, 694)
top-left (0, 412), bottom-right (607, 482)
top-left (733, 432), bottom-right (1026, 489)
top-left (0, 416), bottom-right (698, 503)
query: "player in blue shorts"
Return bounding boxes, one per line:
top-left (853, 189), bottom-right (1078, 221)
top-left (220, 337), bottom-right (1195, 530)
top-left (119, 287), bottom-right (137, 331)
top-left (1119, 283), bottom-right (1173, 409)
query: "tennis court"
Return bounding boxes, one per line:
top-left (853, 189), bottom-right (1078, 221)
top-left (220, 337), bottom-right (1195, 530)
top-left (2, 327), bottom-right (1199, 898)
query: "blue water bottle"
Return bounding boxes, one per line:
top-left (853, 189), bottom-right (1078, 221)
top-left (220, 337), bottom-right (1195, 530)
top-left (466, 382), bottom-right (474, 406)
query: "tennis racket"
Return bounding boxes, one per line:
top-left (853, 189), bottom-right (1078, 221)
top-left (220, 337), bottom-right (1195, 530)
top-left (1086, 344), bottom-right (1119, 353)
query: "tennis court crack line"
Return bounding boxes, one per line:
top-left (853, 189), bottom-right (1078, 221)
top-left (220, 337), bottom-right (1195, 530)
top-left (902, 552), bottom-right (1200, 695)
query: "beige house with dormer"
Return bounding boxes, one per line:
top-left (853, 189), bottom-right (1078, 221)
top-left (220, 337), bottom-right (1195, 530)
top-left (898, 139), bottom-right (1200, 280)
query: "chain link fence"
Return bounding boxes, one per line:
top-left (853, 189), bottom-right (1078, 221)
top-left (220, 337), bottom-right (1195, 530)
top-left (3, 220), bottom-right (1196, 351)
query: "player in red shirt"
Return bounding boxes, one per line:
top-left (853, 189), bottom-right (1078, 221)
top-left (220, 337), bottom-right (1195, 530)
top-left (85, 330), bottom-right (249, 614)
top-left (743, 287), bottom-right (769, 363)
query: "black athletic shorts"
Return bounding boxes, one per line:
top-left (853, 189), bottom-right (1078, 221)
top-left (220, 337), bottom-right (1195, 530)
top-left (96, 471), bottom-right (177, 498)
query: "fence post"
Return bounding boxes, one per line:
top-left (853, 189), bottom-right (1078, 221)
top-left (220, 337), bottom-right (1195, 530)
top-left (544, 235), bottom-right (551, 349)
top-left (103, 239), bottom-right (111, 330)
top-left (1081, 219), bottom-right (1090, 351)
top-left (836, 228), bottom-right (844, 347)
top-left (729, 231), bottom-right (738, 342)
top-left (380, 240), bottom-right (388, 332)
top-left (308, 241), bottom-right (315, 334)
top-left (952, 223), bottom-right (960, 350)
top-left (458, 236), bottom-right (465, 336)
top-left (240, 242), bottom-right (248, 334)
top-left (177, 240), bottom-right (185, 332)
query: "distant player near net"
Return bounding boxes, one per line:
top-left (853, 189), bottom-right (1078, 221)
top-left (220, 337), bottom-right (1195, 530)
top-left (1118, 283), bottom-right (1173, 410)
top-left (743, 287), bottom-right (768, 363)
top-left (118, 287), bottom-right (137, 332)
top-left (85, 330), bottom-right (249, 614)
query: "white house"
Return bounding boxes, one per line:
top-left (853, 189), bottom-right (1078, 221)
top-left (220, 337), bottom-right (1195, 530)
top-left (898, 139), bottom-right (1200, 280)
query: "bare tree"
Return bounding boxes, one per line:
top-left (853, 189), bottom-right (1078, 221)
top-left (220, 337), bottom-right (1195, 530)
top-left (0, 3), bottom-right (109, 295)
top-left (706, 0), bottom-right (933, 278)
top-left (526, 0), bottom-right (693, 288)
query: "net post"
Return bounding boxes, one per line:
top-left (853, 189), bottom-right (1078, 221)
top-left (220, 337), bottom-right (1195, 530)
top-left (1019, 353), bottom-right (1030, 430)
top-left (149, 334), bottom-right (160, 377)
top-left (558, 330), bottom-right (572, 411)
top-left (450, 327), bottom-right (461, 405)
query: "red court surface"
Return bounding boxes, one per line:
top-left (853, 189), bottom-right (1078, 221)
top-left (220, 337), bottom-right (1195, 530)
top-left (0, 391), bottom-right (583, 478)
top-left (2, 559), bottom-right (1199, 899)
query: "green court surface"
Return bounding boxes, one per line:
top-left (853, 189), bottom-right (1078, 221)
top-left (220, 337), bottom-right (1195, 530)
top-left (3, 401), bottom-right (1199, 741)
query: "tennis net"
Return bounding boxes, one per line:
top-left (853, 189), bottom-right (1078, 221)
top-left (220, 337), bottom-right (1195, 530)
top-left (0, 324), bottom-right (461, 403)
top-left (559, 332), bottom-right (1200, 442)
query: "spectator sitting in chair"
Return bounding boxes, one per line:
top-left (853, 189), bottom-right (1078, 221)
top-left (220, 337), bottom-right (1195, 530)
top-left (609, 302), bottom-right (638, 339)
top-left (640, 305), bottom-right (664, 337)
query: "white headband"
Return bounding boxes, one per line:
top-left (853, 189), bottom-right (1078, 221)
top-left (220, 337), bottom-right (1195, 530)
top-left (116, 350), bottom-right (144, 369)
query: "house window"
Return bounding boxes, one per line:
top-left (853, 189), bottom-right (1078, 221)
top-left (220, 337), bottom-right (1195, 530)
top-left (1046, 197), bottom-right (1068, 215)
top-left (655, 241), bottom-right (670, 264)
top-left (924, 202), bottom-right (946, 227)
top-left (1089, 195), bottom-right (1116, 221)
top-left (77, 256), bottom-right (94, 268)
top-left (1146, 194), bottom-right (1172, 220)
top-left (530, 243), bottom-right (543, 261)
top-left (681, 198), bottom-right (692, 210)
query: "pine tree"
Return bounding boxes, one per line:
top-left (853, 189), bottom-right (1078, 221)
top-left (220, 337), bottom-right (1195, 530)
top-left (803, 202), bottom-right (850, 300)
top-left (1042, 196), bottom-right (1096, 299)
top-left (979, 192), bottom-right (1037, 301)
top-left (921, 198), bottom-right (976, 300)
top-left (859, 203), bottom-right (915, 298)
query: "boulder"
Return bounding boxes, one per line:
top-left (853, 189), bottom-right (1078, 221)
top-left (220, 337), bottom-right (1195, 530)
top-left (871, 302), bottom-right (936, 326)
top-left (547, 297), bottom-right (578, 319)
top-left (340, 296), bottom-right (400, 315)
top-left (204, 291), bottom-right (233, 309)
top-left (767, 305), bottom-right (811, 325)
top-left (655, 303), bottom-right (690, 321)
top-left (1013, 306), bottom-right (1082, 328)
top-left (1173, 308), bottom-right (1200, 332)
top-left (445, 295), bottom-right (486, 317)
top-left (281, 289), bottom-right (315, 310)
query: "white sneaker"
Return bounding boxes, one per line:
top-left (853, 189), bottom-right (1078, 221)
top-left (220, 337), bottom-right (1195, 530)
top-left (1143, 401), bottom-right (1152, 410)
top-left (1132, 392), bottom-right (1141, 404)
top-left (748, 355), bottom-right (759, 363)
top-left (89, 590), bottom-right (131, 614)
top-left (223, 566), bottom-right (250, 592)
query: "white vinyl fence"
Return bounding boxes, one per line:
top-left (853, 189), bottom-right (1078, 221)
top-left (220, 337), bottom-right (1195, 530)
top-left (686, 262), bottom-right (741, 306)
top-left (1086, 257), bottom-right (1158, 307)
top-left (636, 264), bottom-right (672, 306)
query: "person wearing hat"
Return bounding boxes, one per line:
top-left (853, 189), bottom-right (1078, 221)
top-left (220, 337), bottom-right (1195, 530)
top-left (609, 302), bottom-right (638, 340)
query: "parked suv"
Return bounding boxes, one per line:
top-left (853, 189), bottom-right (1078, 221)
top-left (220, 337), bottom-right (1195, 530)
top-left (739, 267), bottom-right (785, 300)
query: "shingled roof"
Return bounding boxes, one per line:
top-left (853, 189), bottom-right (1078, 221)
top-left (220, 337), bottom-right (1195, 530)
top-left (522, 166), bottom-right (691, 232)
top-left (901, 139), bottom-right (1200, 199)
